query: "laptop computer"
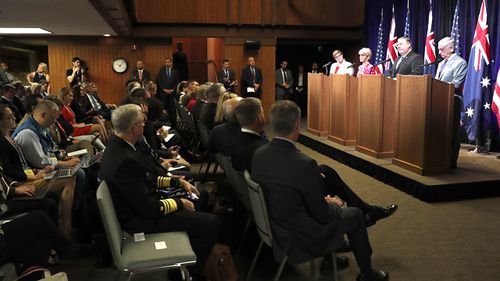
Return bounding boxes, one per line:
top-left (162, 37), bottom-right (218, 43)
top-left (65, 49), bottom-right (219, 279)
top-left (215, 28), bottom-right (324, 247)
top-left (13, 173), bottom-right (59, 200)
top-left (80, 151), bottom-right (104, 169)
top-left (44, 163), bottom-right (81, 180)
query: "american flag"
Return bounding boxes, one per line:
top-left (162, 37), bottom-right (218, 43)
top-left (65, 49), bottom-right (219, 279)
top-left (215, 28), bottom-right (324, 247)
top-left (373, 10), bottom-right (385, 74)
top-left (493, 67), bottom-right (500, 128)
top-left (403, 5), bottom-right (410, 38)
top-left (461, 0), bottom-right (492, 148)
top-left (385, 6), bottom-right (397, 71)
top-left (451, 0), bottom-right (461, 56)
top-left (424, 0), bottom-right (436, 75)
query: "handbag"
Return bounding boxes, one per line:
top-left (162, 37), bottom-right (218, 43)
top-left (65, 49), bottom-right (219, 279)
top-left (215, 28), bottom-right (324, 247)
top-left (203, 244), bottom-right (238, 281)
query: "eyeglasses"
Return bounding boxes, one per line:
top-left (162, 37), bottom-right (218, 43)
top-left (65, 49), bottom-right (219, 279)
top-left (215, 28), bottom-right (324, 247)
top-left (0, 114), bottom-right (15, 120)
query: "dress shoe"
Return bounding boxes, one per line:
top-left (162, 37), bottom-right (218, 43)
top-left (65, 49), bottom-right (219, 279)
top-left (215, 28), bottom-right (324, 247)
top-left (357, 270), bottom-right (389, 281)
top-left (364, 205), bottom-right (398, 227)
top-left (320, 255), bottom-right (349, 275)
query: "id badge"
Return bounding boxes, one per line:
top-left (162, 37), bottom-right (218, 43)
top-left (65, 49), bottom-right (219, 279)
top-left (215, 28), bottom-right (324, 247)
top-left (24, 169), bottom-right (35, 177)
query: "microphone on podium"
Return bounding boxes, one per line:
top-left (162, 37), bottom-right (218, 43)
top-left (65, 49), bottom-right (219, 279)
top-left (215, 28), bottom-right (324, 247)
top-left (410, 59), bottom-right (443, 75)
top-left (322, 62), bottom-right (332, 68)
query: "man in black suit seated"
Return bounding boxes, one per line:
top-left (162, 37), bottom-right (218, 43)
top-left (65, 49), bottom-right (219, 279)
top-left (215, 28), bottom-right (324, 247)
top-left (98, 104), bottom-right (220, 275)
top-left (208, 97), bottom-right (241, 156)
top-left (230, 97), bottom-right (268, 172)
top-left (1, 84), bottom-right (23, 123)
top-left (251, 101), bottom-right (393, 281)
top-left (387, 37), bottom-right (424, 78)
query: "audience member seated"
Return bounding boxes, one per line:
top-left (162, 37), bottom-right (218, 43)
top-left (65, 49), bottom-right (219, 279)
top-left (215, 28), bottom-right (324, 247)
top-left (1, 84), bottom-right (23, 123)
top-left (192, 83), bottom-right (212, 120)
top-left (38, 79), bottom-right (50, 97)
top-left (230, 97), bottom-right (268, 172)
top-left (12, 100), bottom-right (87, 227)
top-left (251, 101), bottom-right (391, 281)
top-left (31, 83), bottom-right (42, 97)
top-left (58, 87), bottom-right (109, 144)
top-left (0, 104), bottom-right (76, 238)
top-left (18, 94), bottom-right (43, 127)
top-left (11, 81), bottom-right (26, 117)
top-left (198, 83), bottom-right (224, 130)
top-left (145, 81), bottom-right (158, 98)
top-left (98, 104), bottom-right (221, 276)
top-left (208, 98), bottom-right (241, 156)
top-left (214, 92), bottom-right (238, 126)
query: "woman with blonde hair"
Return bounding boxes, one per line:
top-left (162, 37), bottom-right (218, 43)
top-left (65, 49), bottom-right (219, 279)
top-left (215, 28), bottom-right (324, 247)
top-left (357, 47), bottom-right (375, 77)
top-left (27, 62), bottom-right (50, 85)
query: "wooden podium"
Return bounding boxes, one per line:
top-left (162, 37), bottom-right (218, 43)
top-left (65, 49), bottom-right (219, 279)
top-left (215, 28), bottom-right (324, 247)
top-left (307, 73), bottom-right (329, 136)
top-left (392, 75), bottom-right (454, 175)
top-left (327, 74), bottom-right (358, 145)
top-left (356, 75), bottom-right (396, 158)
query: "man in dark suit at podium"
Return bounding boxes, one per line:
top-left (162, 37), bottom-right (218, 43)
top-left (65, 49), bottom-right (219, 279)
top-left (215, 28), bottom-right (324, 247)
top-left (241, 57), bottom-right (263, 99)
top-left (130, 60), bottom-right (151, 86)
top-left (217, 59), bottom-right (237, 93)
top-left (388, 37), bottom-right (424, 78)
top-left (435, 37), bottom-right (467, 168)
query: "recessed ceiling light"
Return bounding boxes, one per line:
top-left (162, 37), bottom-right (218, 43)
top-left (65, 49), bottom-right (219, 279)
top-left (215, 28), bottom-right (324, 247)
top-left (103, 34), bottom-right (111, 37)
top-left (0, 27), bottom-right (52, 34)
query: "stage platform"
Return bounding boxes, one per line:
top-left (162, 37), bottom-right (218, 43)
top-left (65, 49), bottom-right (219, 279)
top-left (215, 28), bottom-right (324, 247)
top-left (298, 131), bottom-right (500, 202)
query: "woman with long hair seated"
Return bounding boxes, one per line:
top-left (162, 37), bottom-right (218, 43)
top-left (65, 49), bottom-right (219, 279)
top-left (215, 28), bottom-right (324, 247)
top-left (0, 104), bottom-right (76, 238)
top-left (58, 87), bottom-right (109, 144)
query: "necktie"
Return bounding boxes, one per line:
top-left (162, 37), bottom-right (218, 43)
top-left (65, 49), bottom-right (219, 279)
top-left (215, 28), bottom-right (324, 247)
top-left (437, 60), bottom-right (448, 80)
top-left (167, 68), bottom-right (171, 79)
top-left (283, 70), bottom-right (288, 83)
top-left (395, 56), bottom-right (405, 71)
top-left (251, 67), bottom-right (256, 78)
top-left (334, 65), bottom-right (340, 74)
top-left (225, 69), bottom-right (228, 78)
top-left (139, 70), bottom-right (143, 81)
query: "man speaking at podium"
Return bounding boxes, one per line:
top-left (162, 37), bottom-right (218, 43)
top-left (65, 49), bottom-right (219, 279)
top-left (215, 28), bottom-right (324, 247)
top-left (435, 37), bottom-right (467, 168)
top-left (387, 37), bottom-right (423, 78)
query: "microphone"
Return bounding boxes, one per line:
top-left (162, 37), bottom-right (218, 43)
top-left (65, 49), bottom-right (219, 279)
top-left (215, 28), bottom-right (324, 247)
top-left (373, 59), bottom-right (391, 66)
top-left (322, 62), bottom-right (332, 68)
top-left (347, 64), bottom-right (355, 69)
top-left (410, 59), bottom-right (443, 75)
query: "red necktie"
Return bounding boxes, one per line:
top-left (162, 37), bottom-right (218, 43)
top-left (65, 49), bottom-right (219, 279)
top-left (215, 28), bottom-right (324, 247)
top-left (334, 65), bottom-right (340, 74)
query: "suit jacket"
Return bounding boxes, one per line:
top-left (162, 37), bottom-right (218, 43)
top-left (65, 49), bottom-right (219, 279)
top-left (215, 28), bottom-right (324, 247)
top-left (217, 68), bottom-right (236, 92)
top-left (208, 121), bottom-right (241, 156)
top-left (388, 51), bottom-right (424, 78)
top-left (0, 136), bottom-right (28, 182)
top-left (230, 131), bottom-right (268, 173)
top-left (251, 138), bottom-right (343, 263)
top-left (98, 136), bottom-right (169, 233)
top-left (294, 71), bottom-right (307, 93)
top-left (275, 68), bottom-right (294, 96)
top-left (0, 69), bottom-right (10, 85)
top-left (130, 69), bottom-right (152, 85)
top-left (156, 67), bottom-right (179, 102)
top-left (435, 54), bottom-right (467, 90)
top-left (241, 66), bottom-right (263, 98)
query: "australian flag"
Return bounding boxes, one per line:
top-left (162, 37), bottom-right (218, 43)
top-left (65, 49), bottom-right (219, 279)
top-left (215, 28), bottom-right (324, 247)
top-left (373, 10), bottom-right (385, 74)
top-left (461, 0), bottom-right (492, 149)
top-left (424, 0), bottom-right (436, 75)
top-left (451, 0), bottom-right (461, 56)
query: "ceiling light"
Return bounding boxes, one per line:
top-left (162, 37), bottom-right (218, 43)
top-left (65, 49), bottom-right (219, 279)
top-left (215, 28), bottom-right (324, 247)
top-left (0, 28), bottom-right (52, 34)
top-left (103, 34), bottom-right (111, 37)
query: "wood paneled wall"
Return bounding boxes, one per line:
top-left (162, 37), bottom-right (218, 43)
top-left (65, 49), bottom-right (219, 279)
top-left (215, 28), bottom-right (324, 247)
top-left (207, 38), bottom-right (224, 83)
top-left (48, 38), bottom-right (172, 104)
top-left (172, 37), bottom-right (208, 83)
top-left (135, 0), bottom-right (364, 27)
top-left (224, 40), bottom-right (276, 120)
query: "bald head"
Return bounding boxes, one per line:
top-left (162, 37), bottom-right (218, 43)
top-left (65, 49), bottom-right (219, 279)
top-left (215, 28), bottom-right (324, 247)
top-left (33, 100), bottom-right (59, 128)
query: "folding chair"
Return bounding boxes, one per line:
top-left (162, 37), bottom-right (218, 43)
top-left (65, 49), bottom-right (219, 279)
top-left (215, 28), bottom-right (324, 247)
top-left (243, 171), bottom-right (338, 281)
top-left (96, 181), bottom-right (197, 281)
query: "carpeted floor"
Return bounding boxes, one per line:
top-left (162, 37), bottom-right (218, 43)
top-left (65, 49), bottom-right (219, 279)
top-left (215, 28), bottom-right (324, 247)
top-left (54, 131), bottom-right (500, 281)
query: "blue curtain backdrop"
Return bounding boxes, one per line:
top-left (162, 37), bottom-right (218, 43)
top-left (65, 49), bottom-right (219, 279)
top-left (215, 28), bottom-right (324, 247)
top-left (364, 0), bottom-right (499, 81)
top-left (364, 0), bottom-right (500, 148)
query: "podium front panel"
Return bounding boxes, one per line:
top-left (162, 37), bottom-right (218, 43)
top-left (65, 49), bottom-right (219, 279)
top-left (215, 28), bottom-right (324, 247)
top-left (328, 75), bottom-right (357, 145)
top-left (307, 73), bottom-right (329, 136)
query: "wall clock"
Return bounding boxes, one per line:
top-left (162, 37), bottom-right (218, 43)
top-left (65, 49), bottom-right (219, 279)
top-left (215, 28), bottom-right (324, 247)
top-left (112, 58), bottom-right (128, 74)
